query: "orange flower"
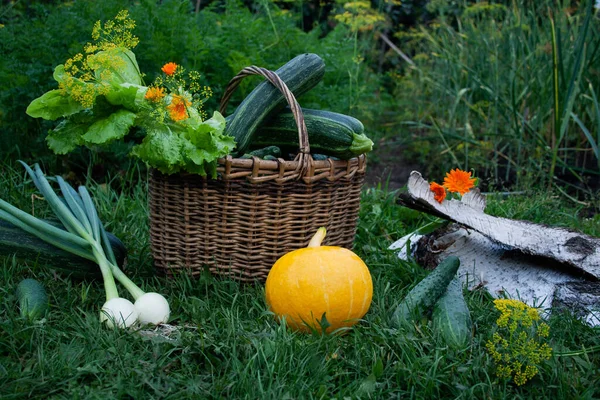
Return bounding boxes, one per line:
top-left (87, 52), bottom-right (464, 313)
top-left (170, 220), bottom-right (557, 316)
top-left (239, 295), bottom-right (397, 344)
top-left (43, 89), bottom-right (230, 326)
top-left (167, 94), bottom-right (191, 121)
top-left (443, 169), bottom-right (476, 195)
top-left (144, 86), bottom-right (165, 102)
top-left (429, 182), bottom-right (446, 203)
top-left (161, 62), bottom-right (178, 76)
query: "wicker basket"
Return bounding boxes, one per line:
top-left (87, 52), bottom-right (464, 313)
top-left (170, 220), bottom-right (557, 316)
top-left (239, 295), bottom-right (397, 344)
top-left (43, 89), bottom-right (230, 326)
top-left (148, 66), bottom-right (366, 282)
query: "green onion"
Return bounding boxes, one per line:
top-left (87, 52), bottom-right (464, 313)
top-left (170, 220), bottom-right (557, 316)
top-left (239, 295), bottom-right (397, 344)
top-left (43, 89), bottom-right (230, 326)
top-left (0, 162), bottom-right (170, 327)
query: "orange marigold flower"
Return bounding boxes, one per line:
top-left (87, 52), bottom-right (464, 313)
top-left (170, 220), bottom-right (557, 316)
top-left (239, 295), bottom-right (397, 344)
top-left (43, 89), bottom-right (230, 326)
top-left (429, 182), bottom-right (446, 203)
top-left (167, 94), bottom-right (191, 121)
top-left (144, 86), bottom-right (165, 102)
top-left (443, 169), bottom-right (477, 195)
top-left (161, 62), bottom-right (178, 76)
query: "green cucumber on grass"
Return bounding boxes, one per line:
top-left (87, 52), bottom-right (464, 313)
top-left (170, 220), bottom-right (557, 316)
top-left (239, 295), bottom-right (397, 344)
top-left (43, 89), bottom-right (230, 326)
top-left (224, 53), bottom-right (326, 155)
top-left (250, 108), bottom-right (373, 159)
top-left (16, 278), bottom-right (49, 320)
top-left (432, 276), bottom-right (472, 348)
top-left (0, 219), bottom-right (127, 278)
top-left (392, 256), bottom-right (460, 328)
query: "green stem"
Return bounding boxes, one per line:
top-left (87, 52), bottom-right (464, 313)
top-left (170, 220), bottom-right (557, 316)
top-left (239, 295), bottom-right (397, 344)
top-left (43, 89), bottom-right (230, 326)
top-left (92, 246), bottom-right (119, 301)
top-left (108, 261), bottom-right (145, 300)
top-left (0, 199), bottom-right (92, 250)
top-left (554, 345), bottom-right (600, 357)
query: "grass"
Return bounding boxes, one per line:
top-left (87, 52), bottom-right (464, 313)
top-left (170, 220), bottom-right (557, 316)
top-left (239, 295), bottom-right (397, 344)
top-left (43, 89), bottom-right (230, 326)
top-left (388, 0), bottom-right (600, 192)
top-left (0, 162), bottom-right (599, 399)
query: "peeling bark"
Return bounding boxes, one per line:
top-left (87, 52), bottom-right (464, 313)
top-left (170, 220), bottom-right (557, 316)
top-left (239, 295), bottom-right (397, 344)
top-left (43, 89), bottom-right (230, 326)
top-left (412, 224), bottom-right (586, 307)
top-left (397, 171), bottom-right (600, 278)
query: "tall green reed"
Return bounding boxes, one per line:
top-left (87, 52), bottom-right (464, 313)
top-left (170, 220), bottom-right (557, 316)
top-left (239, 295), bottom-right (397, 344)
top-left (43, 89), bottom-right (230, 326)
top-left (395, 0), bottom-right (599, 192)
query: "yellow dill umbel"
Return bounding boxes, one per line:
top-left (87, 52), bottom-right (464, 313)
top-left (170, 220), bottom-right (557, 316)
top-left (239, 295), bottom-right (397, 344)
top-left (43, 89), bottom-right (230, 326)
top-left (59, 10), bottom-right (139, 108)
top-left (485, 299), bottom-right (552, 386)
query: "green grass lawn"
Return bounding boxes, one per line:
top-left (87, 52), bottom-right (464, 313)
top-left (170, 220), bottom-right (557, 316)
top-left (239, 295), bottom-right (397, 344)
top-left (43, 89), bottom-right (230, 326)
top-left (1, 163), bottom-right (599, 399)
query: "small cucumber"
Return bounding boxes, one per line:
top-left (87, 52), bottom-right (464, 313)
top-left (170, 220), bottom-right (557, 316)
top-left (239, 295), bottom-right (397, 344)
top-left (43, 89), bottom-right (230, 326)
top-left (392, 256), bottom-right (460, 328)
top-left (432, 277), bottom-right (472, 348)
top-left (240, 146), bottom-right (282, 159)
top-left (16, 278), bottom-right (49, 320)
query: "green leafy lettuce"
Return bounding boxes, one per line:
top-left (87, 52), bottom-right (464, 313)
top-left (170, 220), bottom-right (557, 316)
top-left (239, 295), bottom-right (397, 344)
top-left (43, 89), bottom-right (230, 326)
top-left (131, 111), bottom-right (235, 177)
top-left (26, 46), bottom-right (234, 176)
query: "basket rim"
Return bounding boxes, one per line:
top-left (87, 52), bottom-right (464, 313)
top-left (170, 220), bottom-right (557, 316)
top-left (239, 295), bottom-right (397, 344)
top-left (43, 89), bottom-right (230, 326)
top-left (150, 153), bottom-right (367, 184)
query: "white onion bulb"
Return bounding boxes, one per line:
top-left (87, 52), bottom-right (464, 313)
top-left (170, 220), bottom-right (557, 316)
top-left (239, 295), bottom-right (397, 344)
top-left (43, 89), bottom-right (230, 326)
top-left (134, 292), bottom-right (170, 325)
top-left (100, 298), bottom-right (139, 328)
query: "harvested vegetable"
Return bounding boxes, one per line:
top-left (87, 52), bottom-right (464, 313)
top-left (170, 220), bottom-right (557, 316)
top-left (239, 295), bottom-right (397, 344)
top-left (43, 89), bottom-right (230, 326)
top-left (249, 108), bottom-right (373, 160)
top-left (0, 219), bottom-right (127, 279)
top-left (0, 162), bottom-right (170, 328)
top-left (265, 227), bottom-right (373, 333)
top-left (26, 11), bottom-right (234, 178)
top-left (16, 278), bottom-right (49, 321)
top-left (432, 277), bottom-right (472, 348)
top-left (391, 256), bottom-right (460, 328)
top-left (224, 53), bottom-right (326, 155)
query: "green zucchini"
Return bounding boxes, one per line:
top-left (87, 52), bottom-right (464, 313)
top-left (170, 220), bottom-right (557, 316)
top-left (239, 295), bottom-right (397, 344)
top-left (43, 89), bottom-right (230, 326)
top-left (16, 278), bottom-right (49, 320)
top-left (250, 108), bottom-right (373, 159)
top-left (432, 277), bottom-right (472, 349)
top-left (225, 53), bottom-right (326, 155)
top-left (391, 256), bottom-right (460, 328)
top-left (0, 219), bottom-right (127, 279)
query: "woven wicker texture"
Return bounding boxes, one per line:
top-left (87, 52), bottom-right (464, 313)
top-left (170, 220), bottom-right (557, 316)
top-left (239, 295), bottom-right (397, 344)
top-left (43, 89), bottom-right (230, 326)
top-left (148, 66), bottom-right (367, 281)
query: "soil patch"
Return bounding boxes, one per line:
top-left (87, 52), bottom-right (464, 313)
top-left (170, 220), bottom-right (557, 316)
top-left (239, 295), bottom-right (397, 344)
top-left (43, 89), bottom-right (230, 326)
top-left (364, 139), bottom-right (421, 191)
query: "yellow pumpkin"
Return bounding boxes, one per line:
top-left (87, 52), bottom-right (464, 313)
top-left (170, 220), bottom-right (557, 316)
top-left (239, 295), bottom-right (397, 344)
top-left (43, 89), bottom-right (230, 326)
top-left (265, 227), bottom-right (373, 333)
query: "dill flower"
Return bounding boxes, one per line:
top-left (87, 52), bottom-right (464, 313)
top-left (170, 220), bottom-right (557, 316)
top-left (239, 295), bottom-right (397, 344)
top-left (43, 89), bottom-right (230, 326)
top-left (333, 1), bottom-right (386, 32)
top-left (429, 182), bottom-right (446, 203)
top-left (167, 94), bottom-right (191, 122)
top-left (161, 62), bottom-right (178, 76)
top-left (443, 169), bottom-right (477, 195)
top-left (145, 87), bottom-right (166, 102)
top-left (57, 10), bottom-right (140, 108)
top-left (485, 299), bottom-right (552, 386)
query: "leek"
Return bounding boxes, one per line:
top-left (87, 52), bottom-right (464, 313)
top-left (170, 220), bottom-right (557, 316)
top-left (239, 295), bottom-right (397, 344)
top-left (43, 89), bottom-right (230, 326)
top-left (0, 162), bottom-right (169, 327)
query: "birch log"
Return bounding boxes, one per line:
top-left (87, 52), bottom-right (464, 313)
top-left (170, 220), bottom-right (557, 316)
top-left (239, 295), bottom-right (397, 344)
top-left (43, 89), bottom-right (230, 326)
top-left (398, 171), bottom-right (600, 278)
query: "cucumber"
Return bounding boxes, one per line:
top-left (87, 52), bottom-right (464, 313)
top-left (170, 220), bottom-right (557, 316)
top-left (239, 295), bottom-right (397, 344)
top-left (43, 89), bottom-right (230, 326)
top-left (0, 219), bottom-right (127, 279)
top-left (432, 277), bottom-right (472, 349)
top-left (391, 256), bottom-right (460, 328)
top-left (16, 278), bottom-right (49, 320)
top-left (250, 108), bottom-right (373, 159)
top-left (225, 53), bottom-right (326, 155)
top-left (311, 154), bottom-right (339, 161)
top-left (240, 146), bottom-right (282, 159)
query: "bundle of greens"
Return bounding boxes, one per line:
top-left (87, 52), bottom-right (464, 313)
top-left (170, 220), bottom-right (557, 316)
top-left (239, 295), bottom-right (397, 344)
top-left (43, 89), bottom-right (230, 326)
top-left (26, 10), bottom-right (234, 177)
top-left (0, 162), bottom-right (170, 328)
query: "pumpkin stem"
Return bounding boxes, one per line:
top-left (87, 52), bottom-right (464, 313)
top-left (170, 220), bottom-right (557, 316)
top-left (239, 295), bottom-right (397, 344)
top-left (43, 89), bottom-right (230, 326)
top-left (308, 227), bottom-right (327, 248)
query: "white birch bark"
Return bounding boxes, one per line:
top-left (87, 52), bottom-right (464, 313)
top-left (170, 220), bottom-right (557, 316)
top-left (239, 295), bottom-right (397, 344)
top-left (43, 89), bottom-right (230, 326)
top-left (400, 171), bottom-right (600, 278)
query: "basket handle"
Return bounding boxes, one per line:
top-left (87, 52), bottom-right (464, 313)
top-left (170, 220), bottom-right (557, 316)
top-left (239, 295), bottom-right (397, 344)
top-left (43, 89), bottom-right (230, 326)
top-left (219, 66), bottom-right (311, 158)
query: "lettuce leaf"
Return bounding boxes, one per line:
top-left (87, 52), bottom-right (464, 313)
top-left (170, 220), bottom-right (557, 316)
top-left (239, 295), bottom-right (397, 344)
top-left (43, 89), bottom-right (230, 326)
top-left (104, 83), bottom-right (147, 111)
top-left (131, 111), bottom-right (235, 177)
top-left (87, 47), bottom-right (142, 86)
top-left (81, 109), bottom-right (137, 144)
top-left (26, 90), bottom-right (84, 120)
top-left (46, 119), bottom-right (89, 154)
